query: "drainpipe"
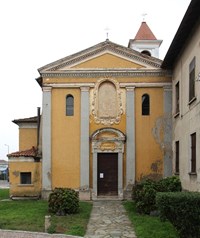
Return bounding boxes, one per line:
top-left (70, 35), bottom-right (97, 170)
top-left (37, 107), bottom-right (41, 148)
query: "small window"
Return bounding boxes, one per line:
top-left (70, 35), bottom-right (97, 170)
top-left (189, 57), bottom-right (195, 101)
top-left (142, 94), bottom-right (150, 115)
top-left (141, 50), bottom-right (151, 56)
top-left (191, 133), bottom-right (196, 173)
top-left (66, 95), bottom-right (74, 116)
top-left (20, 172), bottom-right (31, 184)
top-left (175, 82), bottom-right (180, 114)
top-left (175, 141), bottom-right (179, 174)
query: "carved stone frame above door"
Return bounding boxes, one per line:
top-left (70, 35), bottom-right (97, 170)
top-left (91, 128), bottom-right (126, 200)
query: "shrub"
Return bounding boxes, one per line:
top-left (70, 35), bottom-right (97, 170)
top-left (132, 176), bottom-right (181, 214)
top-left (156, 192), bottom-right (200, 238)
top-left (48, 188), bottom-right (80, 215)
top-left (158, 176), bottom-right (182, 192)
top-left (132, 179), bottom-right (157, 214)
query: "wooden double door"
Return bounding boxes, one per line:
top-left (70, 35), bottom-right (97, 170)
top-left (97, 153), bottom-right (118, 196)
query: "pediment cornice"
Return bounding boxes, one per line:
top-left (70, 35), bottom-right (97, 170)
top-left (38, 40), bottom-right (163, 74)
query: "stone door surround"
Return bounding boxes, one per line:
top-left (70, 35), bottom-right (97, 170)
top-left (91, 128), bottom-right (126, 199)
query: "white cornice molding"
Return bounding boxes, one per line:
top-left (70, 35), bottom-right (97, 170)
top-left (43, 82), bottom-right (171, 88)
top-left (9, 157), bottom-right (35, 162)
top-left (18, 123), bottom-right (37, 129)
top-left (41, 69), bottom-right (171, 78)
top-left (43, 83), bottom-right (94, 88)
top-left (121, 82), bottom-right (172, 88)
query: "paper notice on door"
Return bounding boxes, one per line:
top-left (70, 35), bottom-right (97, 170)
top-left (100, 173), bottom-right (104, 178)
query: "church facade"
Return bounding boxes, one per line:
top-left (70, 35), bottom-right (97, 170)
top-left (8, 23), bottom-right (172, 199)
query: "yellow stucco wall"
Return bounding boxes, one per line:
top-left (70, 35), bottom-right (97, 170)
top-left (19, 128), bottom-right (37, 151)
top-left (12, 50), bottom-right (170, 197)
top-left (9, 161), bottom-right (41, 197)
top-left (51, 88), bottom-right (80, 189)
top-left (135, 88), bottom-right (164, 181)
top-left (71, 53), bottom-right (144, 69)
top-left (47, 60), bottom-right (168, 189)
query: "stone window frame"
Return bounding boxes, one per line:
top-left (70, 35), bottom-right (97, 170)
top-left (189, 57), bottom-right (196, 103)
top-left (175, 140), bottom-right (179, 174)
top-left (66, 94), bottom-right (74, 116)
top-left (142, 93), bottom-right (150, 116)
top-left (20, 172), bottom-right (32, 185)
top-left (190, 132), bottom-right (196, 174)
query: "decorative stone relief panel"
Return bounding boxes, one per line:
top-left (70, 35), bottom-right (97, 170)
top-left (91, 128), bottom-right (126, 153)
top-left (92, 78), bottom-right (123, 125)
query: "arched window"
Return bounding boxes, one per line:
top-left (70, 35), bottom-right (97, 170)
top-left (66, 95), bottom-right (74, 116)
top-left (141, 50), bottom-right (151, 56)
top-left (142, 94), bottom-right (150, 115)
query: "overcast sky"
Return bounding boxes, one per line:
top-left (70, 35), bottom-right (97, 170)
top-left (0, 0), bottom-right (191, 160)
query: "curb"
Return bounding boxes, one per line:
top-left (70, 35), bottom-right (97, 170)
top-left (0, 229), bottom-right (83, 238)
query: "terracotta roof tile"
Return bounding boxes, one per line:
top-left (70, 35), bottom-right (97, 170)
top-left (8, 147), bottom-right (37, 158)
top-left (134, 22), bottom-right (157, 40)
top-left (12, 116), bottom-right (38, 125)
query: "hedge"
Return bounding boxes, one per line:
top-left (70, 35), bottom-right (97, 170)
top-left (132, 176), bottom-right (181, 214)
top-left (156, 192), bottom-right (200, 238)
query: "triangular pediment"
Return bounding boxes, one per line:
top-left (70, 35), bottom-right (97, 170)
top-left (61, 52), bottom-right (145, 69)
top-left (38, 40), bottom-right (162, 74)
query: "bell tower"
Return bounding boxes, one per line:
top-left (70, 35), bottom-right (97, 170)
top-left (128, 21), bottom-right (162, 58)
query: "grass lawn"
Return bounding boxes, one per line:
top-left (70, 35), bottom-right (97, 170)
top-left (123, 201), bottom-right (179, 238)
top-left (0, 189), bottom-right (92, 236)
top-left (0, 188), bottom-right (9, 200)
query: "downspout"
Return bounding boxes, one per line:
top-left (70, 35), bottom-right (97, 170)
top-left (37, 107), bottom-right (41, 148)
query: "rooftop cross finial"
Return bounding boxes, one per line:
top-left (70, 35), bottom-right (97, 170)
top-left (104, 27), bottom-right (110, 40)
top-left (142, 13), bottom-right (147, 21)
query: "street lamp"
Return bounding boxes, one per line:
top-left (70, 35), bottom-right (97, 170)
top-left (4, 144), bottom-right (9, 154)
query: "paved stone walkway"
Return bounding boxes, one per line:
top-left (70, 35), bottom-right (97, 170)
top-left (84, 201), bottom-right (137, 238)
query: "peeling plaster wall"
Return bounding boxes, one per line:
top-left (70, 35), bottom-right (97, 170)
top-left (135, 87), bottom-right (166, 181)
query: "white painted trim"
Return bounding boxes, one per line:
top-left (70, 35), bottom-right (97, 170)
top-left (9, 157), bottom-right (35, 162)
top-left (43, 82), bottom-right (171, 89)
top-left (43, 83), bottom-right (94, 88)
top-left (121, 82), bottom-right (172, 88)
top-left (18, 123), bottom-right (37, 129)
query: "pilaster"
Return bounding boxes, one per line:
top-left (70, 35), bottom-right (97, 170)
top-left (163, 86), bottom-right (172, 177)
top-left (126, 87), bottom-right (135, 192)
top-left (42, 86), bottom-right (52, 198)
top-left (80, 87), bottom-right (90, 189)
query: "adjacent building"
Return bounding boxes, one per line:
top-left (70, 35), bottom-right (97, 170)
top-left (162, 0), bottom-right (200, 191)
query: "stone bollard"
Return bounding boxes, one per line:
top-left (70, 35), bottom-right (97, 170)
top-left (45, 215), bottom-right (51, 233)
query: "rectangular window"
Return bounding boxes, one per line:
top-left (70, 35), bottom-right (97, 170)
top-left (175, 141), bottom-right (179, 174)
top-left (175, 82), bottom-right (180, 114)
top-left (191, 133), bottom-right (196, 173)
top-left (189, 57), bottom-right (195, 102)
top-left (20, 172), bottom-right (31, 184)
